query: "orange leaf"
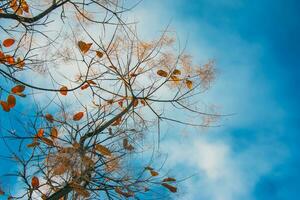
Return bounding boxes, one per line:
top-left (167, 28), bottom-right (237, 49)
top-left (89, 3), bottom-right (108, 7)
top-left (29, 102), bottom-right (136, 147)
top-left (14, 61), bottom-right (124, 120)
top-left (170, 75), bottom-right (180, 84)
top-left (96, 51), bottom-right (103, 58)
top-left (157, 69), bottom-right (168, 77)
top-left (87, 80), bottom-right (96, 85)
top-left (31, 176), bottom-right (39, 189)
top-left (7, 95), bottom-right (16, 108)
top-left (95, 144), bottom-right (111, 156)
top-left (59, 86), bottom-right (68, 96)
top-left (78, 41), bottom-right (92, 54)
top-left (27, 141), bottom-right (40, 148)
top-left (73, 111), bottom-right (84, 121)
top-left (80, 84), bottom-right (89, 90)
top-left (50, 127), bottom-right (58, 139)
top-left (133, 99), bottom-right (139, 107)
top-left (172, 69), bottom-right (181, 75)
top-left (21, 0), bottom-right (29, 13)
top-left (161, 183), bottom-right (177, 193)
top-left (0, 101), bottom-right (10, 112)
top-left (3, 38), bottom-right (15, 48)
top-left (185, 80), bottom-right (193, 89)
top-left (150, 170), bottom-right (159, 176)
top-left (11, 85), bottom-right (25, 93)
top-left (45, 114), bottom-right (54, 123)
top-left (140, 99), bottom-right (146, 106)
top-left (5, 55), bottom-right (15, 65)
top-left (37, 129), bottom-right (44, 138)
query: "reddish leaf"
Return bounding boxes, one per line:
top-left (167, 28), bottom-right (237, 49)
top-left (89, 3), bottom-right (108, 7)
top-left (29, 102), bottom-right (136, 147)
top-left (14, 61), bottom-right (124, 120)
top-left (162, 177), bottom-right (176, 182)
top-left (73, 112), bottom-right (84, 121)
top-left (0, 101), bottom-right (10, 112)
top-left (31, 176), bottom-right (39, 189)
top-left (11, 85), bottom-right (25, 93)
top-left (140, 99), bottom-right (146, 106)
top-left (37, 129), bottom-right (44, 138)
top-left (3, 38), bottom-right (15, 48)
top-left (59, 86), bottom-right (68, 96)
top-left (45, 114), bottom-right (54, 123)
top-left (7, 95), bottom-right (16, 108)
top-left (80, 84), bottom-right (89, 90)
top-left (161, 183), bottom-right (177, 193)
top-left (111, 117), bottom-right (121, 126)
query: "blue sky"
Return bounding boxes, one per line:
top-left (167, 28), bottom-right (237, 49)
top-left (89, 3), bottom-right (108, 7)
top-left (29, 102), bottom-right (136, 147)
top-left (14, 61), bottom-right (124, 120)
top-left (1, 0), bottom-right (300, 199)
top-left (131, 0), bottom-right (300, 199)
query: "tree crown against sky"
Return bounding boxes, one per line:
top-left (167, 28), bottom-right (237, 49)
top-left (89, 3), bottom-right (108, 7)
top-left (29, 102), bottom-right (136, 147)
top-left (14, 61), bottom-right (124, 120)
top-left (0, 0), bottom-right (219, 199)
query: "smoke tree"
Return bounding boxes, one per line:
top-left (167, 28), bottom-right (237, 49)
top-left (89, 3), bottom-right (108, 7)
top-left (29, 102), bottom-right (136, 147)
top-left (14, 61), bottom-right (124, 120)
top-left (0, 0), bottom-right (218, 199)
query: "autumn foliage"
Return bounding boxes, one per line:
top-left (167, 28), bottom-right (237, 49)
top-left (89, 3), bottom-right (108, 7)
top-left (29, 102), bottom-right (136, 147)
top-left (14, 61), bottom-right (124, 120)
top-left (0, 0), bottom-right (218, 199)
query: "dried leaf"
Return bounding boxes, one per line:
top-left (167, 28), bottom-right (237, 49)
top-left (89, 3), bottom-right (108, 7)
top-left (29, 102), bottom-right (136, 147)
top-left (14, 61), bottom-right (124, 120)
top-left (45, 114), bottom-right (54, 123)
top-left (80, 84), bottom-right (89, 90)
top-left (95, 144), bottom-right (111, 156)
top-left (123, 138), bottom-right (134, 151)
top-left (140, 99), bottom-right (146, 106)
top-left (7, 95), bottom-right (16, 108)
top-left (185, 80), bottom-right (193, 89)
top-left (0, 101), bottom-right (10, 112)
top-left (78, 41), bottom-right (92, 54)
top-left (50, 127), bottom-right (58, 139)
top-left (157, 69), bottom-right (168, 77)
top-left (96, 51), bottom-right (103, 58)
top-left (133, 99), bottom-right (139, 107)
top-left (27, 141), bottom-right (40, 148)
top-left (150, 170), bottom-right (159, 176)
top-left (145, 166), bottom-right (154, 171)
top-left (31, 176), bottom-right (39, 189)
top-left (3, 38), bottom-right (15, 48)
top-left (162, 177), bottom-right (176, 182)
top-left (161, 183), bottom-right (177, 193)
top-left (11, 85), bottom-right (25, 93)
top-left (37, 129), bottom-right (44, 138)
top-left (172, 69), bottom-right (181, 75)
top-left (59, 86), bottom-right (68, 96)
top-left (73, 111), bottom-right (84, 121)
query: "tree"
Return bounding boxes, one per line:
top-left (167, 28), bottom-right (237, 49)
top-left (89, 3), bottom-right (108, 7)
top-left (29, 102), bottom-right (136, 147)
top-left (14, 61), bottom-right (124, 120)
top-left (0, 0), bottom-right (218, 199)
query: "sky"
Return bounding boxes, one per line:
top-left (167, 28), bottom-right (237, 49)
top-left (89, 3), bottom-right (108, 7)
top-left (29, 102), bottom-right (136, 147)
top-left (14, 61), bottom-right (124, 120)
top-left (129, 0), bottom-right (300, 200)
top-left (1, 0), bottom-right (300, 199)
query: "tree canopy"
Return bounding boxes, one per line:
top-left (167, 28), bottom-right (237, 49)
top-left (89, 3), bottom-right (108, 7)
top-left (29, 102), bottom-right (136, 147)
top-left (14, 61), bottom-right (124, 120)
top-left (0, 0), bottom-right (219, 199)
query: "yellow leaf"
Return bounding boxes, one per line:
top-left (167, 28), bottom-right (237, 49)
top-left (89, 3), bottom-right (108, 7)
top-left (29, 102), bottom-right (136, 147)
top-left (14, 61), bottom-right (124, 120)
top-left (157, 69), bottom-right (168, 77)
top-left (185, 79), bottom-right (193, 89)
top-left (78, 41), bottom-right (92, 54)
top-left (73, 111), bottom-right (84, 121)
top-left (172, 69), bottom-right (181, 75)
top-left (95, 144), bottom-right (111, 156)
